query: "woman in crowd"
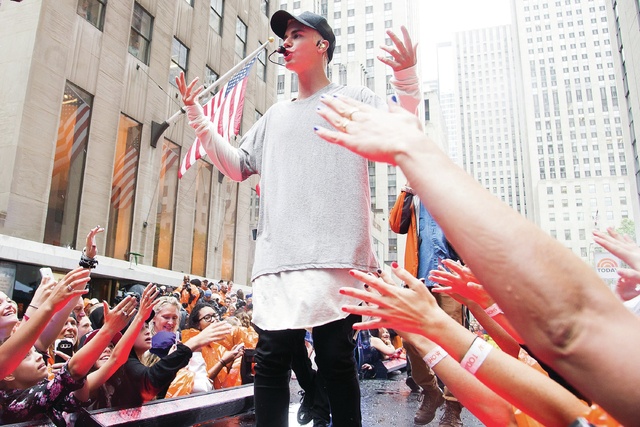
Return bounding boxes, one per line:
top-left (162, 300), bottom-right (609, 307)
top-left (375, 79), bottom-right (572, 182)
top-left (0, 268), bottom-right (90, 379)
top-left (359, 327), bottom-right (403, 379)
top-left (0, 296), bottom-right (136, 426)
top-left (112, 298), bottom-right (233, 406)
top-left (77, 283), bottom-right (159, 410)
top-left (178, 302), bottom-right (243, 394)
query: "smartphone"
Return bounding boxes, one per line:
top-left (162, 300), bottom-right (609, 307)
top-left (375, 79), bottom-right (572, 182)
top-left (54, 338), bottom-right (74, 363)
top-left (39, 267), bottom-right (54, 280)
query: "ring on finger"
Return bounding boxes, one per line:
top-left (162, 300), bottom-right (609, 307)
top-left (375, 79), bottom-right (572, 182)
top-left (339, 118), bottom-right (350, 132)
top-left (347, 109), bottom-right (358, 121)
top-left (67, 284), bottom-right (73, 292)
top-left (122, 311), bottom-right (128, 316)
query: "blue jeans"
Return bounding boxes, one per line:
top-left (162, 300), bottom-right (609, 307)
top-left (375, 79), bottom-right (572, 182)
top-left (253, 315), bottom-right (362, 427)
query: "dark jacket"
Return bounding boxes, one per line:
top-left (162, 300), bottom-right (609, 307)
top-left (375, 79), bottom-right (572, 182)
top-left (110, 343), bottom-right (192, 408)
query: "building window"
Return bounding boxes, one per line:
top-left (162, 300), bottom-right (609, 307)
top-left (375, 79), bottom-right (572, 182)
top-left (106, 115), bottom-right (141, 260)
top-left (191, 161), bottom-right (212, 276)
top-left (291, 74), bottom-right (298, 92)
top-left (129, 2), bottom-right (153, 64)
top-left (153, 140), bottom-right (180, 269)
top-left (257, 42), bottom-right (267, 81)
top-left (260, 0), bottom-right (269, 16)
top-left (204, 66), bottom-right (219, 92)
top-left (77, 0), bottom-right (107, 30)
top-left (169, 37), bottom-right (189, 86)
top-left (44, 82), bottom-right (93, 248)
top-left (277, 74), bottom-right (285, 94)
top-left (210, 0), bottom-right (224, 34)
top-left (235, 18), bottom-right (248, 58)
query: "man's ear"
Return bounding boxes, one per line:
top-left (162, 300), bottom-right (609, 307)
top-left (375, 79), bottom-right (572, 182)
top-left (2, 374), bottom-right (15, 383)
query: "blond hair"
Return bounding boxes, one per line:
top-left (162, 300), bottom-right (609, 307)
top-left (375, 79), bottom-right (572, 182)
top-left (150, 296), bottom-right (181, 335)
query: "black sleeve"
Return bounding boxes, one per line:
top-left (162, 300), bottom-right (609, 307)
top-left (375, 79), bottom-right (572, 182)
top-left (124, 343), bottom-right (193, 402)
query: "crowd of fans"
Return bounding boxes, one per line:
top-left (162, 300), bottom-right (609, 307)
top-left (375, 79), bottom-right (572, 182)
top-left (0, 227), bottom-right (257, 426)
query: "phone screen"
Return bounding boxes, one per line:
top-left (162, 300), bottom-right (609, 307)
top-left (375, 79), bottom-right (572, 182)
top-left (54, 339), bottom-right (74, 363)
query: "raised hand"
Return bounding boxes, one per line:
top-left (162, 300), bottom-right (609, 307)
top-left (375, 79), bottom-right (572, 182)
top-left (136, 283), bottom-right (160, 321)
top-left (315, 94), bottom-right (424, 165)
top-left (592, 227), bottom-right (640, 271)
top-left (429, 260), bottom-right (494, 308)
top-left (84, 226), bottom-right (104, 259)
top-left (615, 268), bottom-right (640, 301)
top-left (377, 26), bottom-right (418, 72)
top-left (187, 321), bottom-right (233, 350)
top-left (339, 263), bottom-right (449, 337)
top-left (46, 268), bottom-right (91, 312)
top-left (101, 297), bottom-right (137, 334)
top-left (176, 71), bottom-right (203, 107)
top-left (221, 343), bottom-right (245, 366)
top-left (29, 275), bottom-right (58, 309)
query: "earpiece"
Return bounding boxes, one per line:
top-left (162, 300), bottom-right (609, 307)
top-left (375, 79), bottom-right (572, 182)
top-left (316, 40), bottom-right (327, 49)
top-left (319, 42), bottom-right (326, 49)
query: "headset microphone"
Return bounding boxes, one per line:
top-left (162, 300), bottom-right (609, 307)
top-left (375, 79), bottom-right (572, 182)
top-left (268, 46), bottom-right (287, 66)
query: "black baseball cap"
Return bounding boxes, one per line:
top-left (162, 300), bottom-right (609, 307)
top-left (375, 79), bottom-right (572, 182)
top-left (270, 10), bottom-right (336, 63)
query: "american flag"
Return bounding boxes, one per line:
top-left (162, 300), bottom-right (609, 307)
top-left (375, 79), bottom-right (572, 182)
top-left (178, 57), bottom-right (257, 178)
top-left (52, 99), bottom-right (90, 181)
top-left (159, 143), bottom-right (180, 180)
top-left (110, 128), bottom-right (141, 210)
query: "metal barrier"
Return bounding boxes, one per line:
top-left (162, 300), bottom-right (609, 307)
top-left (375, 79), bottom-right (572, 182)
top-left (3, 385), bottom-right (254, 427)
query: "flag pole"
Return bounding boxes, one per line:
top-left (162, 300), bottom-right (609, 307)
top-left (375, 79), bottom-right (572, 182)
top-left (151, 37), bottom-right (274, 147)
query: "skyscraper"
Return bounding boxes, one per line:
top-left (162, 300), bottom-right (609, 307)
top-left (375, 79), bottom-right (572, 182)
top-left (449, 26), bottom-right (530, 216)
top-left (512, 0), bottom-right (638, 260)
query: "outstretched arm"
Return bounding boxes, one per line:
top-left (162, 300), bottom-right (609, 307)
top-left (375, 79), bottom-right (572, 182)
top-left (341, 266), bottom-right (589, 427)
top-left (0, 269), bottom-right (90, 378)
top-left (379, 26), bottom-right (421, 115)
top-left (68, 297), bottom-right (137, 381)
top-left (403, 331), bottom-right (517, 427)
top-left (73, 284), bottom-right (159, 401)
top-left (175, 72), bottom-right (243, 181)
top-left (314, 95), bottom-right (640, 425)
top-left (34, 227), bottom-right (104, 351)
top-left (429, 260), bottom-right (524, 347)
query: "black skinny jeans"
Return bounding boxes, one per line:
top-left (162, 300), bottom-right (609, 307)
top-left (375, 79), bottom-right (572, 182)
top-left (253, 315), bottom-right (362, 427)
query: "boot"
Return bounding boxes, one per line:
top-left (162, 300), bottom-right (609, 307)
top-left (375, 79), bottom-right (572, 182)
top-left (439, 400), bottom-right (463, 427)
top-left (405, 376), bottom-right (421, 393)
top-left (297, 390), bottom-right (312, 425)
top-left (414, 384), bottom-right (445, 425)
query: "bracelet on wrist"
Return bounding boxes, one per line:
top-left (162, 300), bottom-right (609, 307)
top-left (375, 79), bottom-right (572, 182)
top-left (422, 345), bottom-right (448, 369)
top-left (484, 303), bottom-right (503, 318)
top-left (28, 304), bottom-right (39, 310)
top-left (79, 253), bottom-right (98, 269)
top-left (460, 337), bottom-right (493, 375)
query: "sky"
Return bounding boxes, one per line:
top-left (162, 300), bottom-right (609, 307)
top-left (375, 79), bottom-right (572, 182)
top-left (417, 0), bottom-right (512, 80)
